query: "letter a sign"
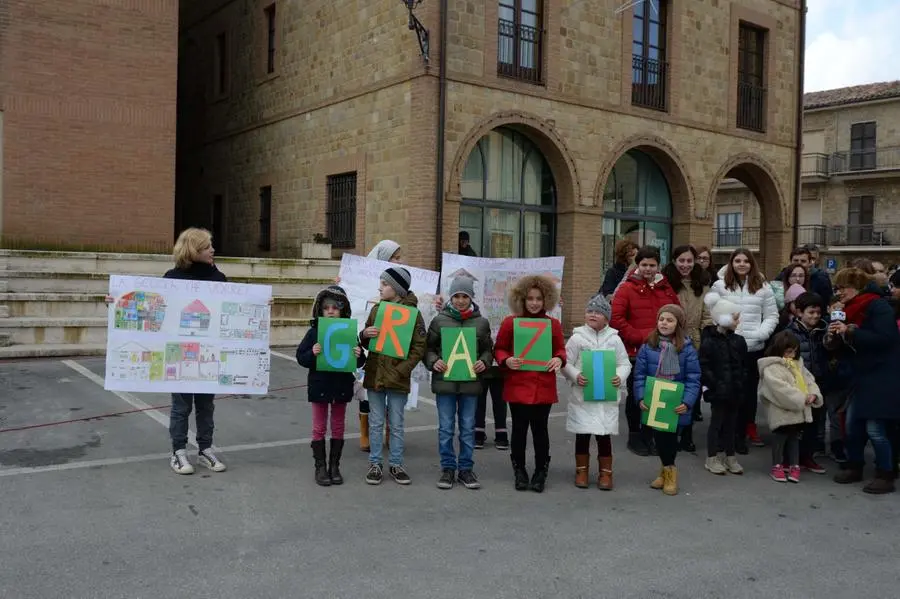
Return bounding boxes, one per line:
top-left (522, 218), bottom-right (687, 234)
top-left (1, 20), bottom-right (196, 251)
top-left (316, 318), bottom-right (359, 372)
top-left (441, 327), bottom-right (477, 381)
top-left (513, 318), bottom-right (552, 372)
top-left (641, 377), bottom-right (684, 432)
top-left (370, 302), bottom-right (419, 359)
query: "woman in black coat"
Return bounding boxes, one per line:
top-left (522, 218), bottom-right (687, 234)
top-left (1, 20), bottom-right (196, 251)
top-left (599, 239), bottom-right (637, 297)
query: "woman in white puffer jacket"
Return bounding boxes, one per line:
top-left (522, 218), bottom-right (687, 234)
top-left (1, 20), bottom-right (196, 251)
top-left (705, 248), bottom-right (778, 454)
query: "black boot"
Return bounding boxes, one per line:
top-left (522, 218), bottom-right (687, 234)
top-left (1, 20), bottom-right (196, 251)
top-left (511, 456), bottom-right (529, 491)
top-left (530, 456), bottom-right (550, 493)
top-left (328, 438), bottom-right (345, 485)
top-left (311, 440), bottom-right (331, 487)
top-left (627, 431), bottom-right (650, 457)
top-left (679, 425), bottom-right (696, 453)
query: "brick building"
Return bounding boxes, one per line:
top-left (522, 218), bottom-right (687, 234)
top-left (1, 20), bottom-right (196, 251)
top-left (177, 0), bottom-right (803, 320)
top-left (0, 0), bottom-right (178, 251)
top-left (714, 80), bottom-right (900, 272)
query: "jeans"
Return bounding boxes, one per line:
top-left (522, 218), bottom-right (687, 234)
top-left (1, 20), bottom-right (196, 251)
top-left (845, 401), bottom-right (894, 472)
top-left (170, 393), bottom-right (215, 452)
top-left (436, 394), bottom-right (478, 471)
top-left (708, 404), bottom-right (739, 458)
top-left (476, 377), bottom-right (507, 439)
top-left (367, 390), bottom-right (406, 466)
top-left (509, 403), bottom-right (552, 466)
top-left (824, 389), bottom-right (848, 443)
top-left (311, 402), bottom-right (348, 441)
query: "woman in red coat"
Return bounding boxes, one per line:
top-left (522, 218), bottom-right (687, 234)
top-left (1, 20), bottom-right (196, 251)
top-left (494, 274), bottom-right (566, 493)
top-left (610, 245), bottom-right (681, 457)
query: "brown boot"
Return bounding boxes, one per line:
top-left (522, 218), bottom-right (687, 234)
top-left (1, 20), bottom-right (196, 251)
top-left (662, 465), bottom-right (679, 496)
top-left (863, 470), bottom-right (896, 494)
top-left (833, 463), bottom-right (863, 484)
top-left (597, 456), bottom-right (613, 491)
top-left (359, 413), bottom-right (370, 452)
top-left (650, 467), bottom-right (665, 490)
top-left (574, 454), bottom-right (590, 488)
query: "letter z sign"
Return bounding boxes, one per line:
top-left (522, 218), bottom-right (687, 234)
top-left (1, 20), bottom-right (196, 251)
top-left (513, 318), bottom-right (552, 372)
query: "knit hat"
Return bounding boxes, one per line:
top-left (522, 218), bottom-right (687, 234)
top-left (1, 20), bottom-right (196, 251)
top-left (585, 294), bottom-right (612, 320)
top-left (657, 304), bottom-right (685, 328)
top-left (380, 266), bottom-right (412, 297)
top-left (784, 283), bottom-right (806, 304)
top-left (449, 275), bottom-right (475, 299)
top-left (710, 297), bottom-right (741, 328)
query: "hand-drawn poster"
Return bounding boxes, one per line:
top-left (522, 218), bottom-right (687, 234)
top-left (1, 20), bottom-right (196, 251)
top-left (337, 254), bottom-right (440, 409)
top-left (104, 275), bottom-right (272, 394)
top-left (439, 253), bottom-right (565, 340)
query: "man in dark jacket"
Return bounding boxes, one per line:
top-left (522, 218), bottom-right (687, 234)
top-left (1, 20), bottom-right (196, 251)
top-left (458, 231), bottom-right (478, 257)
top-left (802, 244), bottom-right (833, 306)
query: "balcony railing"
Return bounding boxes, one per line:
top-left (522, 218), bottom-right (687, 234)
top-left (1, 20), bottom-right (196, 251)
top-left (830, 147), bottom-right (900, 175)
top-left (712, 227), bottom-right (760, 248)
top-left (796, 225), bottom-right (828, 248)
top-left (800, 153), bottom-right (830, 178)
top-left (826, 224), bottom-right (900, 247)
top-left (497, 19), bottom-right (543, 84)
top-left (737, 81), bottom-right (766, 132)
top-left (631, 55), bottom-right (668, 112)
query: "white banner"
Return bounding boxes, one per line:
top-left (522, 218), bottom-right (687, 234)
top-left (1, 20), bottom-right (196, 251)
top-left (104, 275), bottom-right (272, 394)
top-left (439, 253), bottom-right (565, 340)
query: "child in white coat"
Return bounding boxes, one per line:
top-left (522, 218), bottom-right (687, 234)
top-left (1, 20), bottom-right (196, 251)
top-left (563, 294), bottom-right (631, 490)
top-left (758, 331), bottom-right (823, 484)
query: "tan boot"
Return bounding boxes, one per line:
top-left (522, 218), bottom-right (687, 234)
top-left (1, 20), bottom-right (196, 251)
top-left (574, 454), bottom-right (590, 488)
top-left (597, 456), bottom-right (614, 491)
top-left (359, 413), bottom-right (370, 452)
top-left (650, 467), bottom-right (665, 489)
top-left (663, 465), bottom-right (679, 496)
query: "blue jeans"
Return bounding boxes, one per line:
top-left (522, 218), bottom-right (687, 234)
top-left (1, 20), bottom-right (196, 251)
top-left (845, 400), bottom-right (894, 472)
top-left (436, 394), bottom-right (478, 471)
top-left (170, 393), bottom-right (215, 452)
top-left (367, 390), bottom-right (406, 466)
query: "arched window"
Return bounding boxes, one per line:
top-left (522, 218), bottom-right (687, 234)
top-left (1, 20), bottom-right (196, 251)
top-left (601, 149), bottom-right (672, 268)
top-left (459, 127), bottom-right (556, 258)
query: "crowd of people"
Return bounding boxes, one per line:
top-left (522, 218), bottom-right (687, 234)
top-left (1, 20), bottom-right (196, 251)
top-left (150, 228), bottom-right (900, 497)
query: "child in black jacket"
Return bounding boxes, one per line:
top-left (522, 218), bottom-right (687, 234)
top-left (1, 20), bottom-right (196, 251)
top-left (699, 297), bottom-right (748, 476)
top-left (296, 285), bottom-right (366, 486)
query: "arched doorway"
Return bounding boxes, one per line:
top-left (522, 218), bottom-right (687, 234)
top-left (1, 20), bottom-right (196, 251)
top-left (601, 149), bottom-right (673, 269)
top-left (458, 127), bottom-right (556, 258)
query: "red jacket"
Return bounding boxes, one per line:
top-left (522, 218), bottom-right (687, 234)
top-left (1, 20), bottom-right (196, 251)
top-left (611, 273), bottom-right (681, 357)
top-left (494, 312), bottom-right (567, 405)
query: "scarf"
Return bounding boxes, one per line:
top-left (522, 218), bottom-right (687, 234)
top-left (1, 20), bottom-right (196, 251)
top-left (842, 292), bottom-right (879, 326)
top-left (656, 335), bottom-right (681, 378)
top-left (446, 303), bottom-right (474, 321)
top-left (785, 358), bottom-right (808, 393)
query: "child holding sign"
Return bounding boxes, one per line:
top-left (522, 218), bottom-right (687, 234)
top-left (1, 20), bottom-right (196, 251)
top-left (562, 294), bottom-right (631, 490)
top-left (634, 305), bottom-right (701, 496)
top-left (360, 266), bottom-right (427, 485)
top-left (296, 285), bottom-right (366, 486)
top-left (424, 276), bottom-right (493, 490)
top-left (494, 275), bottom-right (566, 493)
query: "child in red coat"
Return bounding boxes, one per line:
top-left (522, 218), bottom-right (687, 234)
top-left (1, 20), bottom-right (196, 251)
top-left (494, 274), bottom-right (566, 493)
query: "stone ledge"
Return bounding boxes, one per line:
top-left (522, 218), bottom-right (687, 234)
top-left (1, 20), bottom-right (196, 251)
top-left (0, 316), bottom-right (312, 328)
top-left (0, 249), bottom-right (340, 267)
top-left (0, 343), bottom-right (108, 359)
top-left (2, 271), bottom-right (336, 285)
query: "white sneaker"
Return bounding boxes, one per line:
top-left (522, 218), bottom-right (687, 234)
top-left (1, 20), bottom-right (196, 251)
top-left (704, 454), bottom-right (727, 475)
top-left (170, 449), bottom-right (194, 475)
top-left (198, 448), bottom-right (227, 472)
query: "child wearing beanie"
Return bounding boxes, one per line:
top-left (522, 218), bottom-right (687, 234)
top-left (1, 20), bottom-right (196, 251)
top-left (633, 304), bottom-right (701, 495)
top-left (359, 266), bottom-right (427, 485)
top-left (424, 275), bottom-right (494, 490)
top-left (562, 294), bottom-right (631, 490)
top-left (699, 297), bottom-right (748, 475)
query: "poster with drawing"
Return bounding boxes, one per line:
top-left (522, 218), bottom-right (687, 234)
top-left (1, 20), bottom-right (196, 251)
top-left (337, 254), bottom-right (440, 408)
top-left (439, 253), bottom-right (565, 341)
top-left (104, 275), bottom-right (272, 394)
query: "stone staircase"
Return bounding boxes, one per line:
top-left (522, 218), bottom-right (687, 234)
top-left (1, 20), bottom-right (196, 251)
top-left (0, 250), bottom-right (339, 359)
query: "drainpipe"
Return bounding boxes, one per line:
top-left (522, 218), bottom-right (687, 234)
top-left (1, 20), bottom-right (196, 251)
top-left (434, 0), bottom-right (448, 268)
top-left (792, 0), bottom-right (807, 249)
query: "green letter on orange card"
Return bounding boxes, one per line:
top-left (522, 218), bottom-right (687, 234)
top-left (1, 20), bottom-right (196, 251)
top-left (370, 302), bottom-right (419, 359)
top-left (640, 377), bottom-right (684, 432)
top-left (513, 318), bottom-right (552, 372)
top-left (442, 327), bottom-right (477, 381)
top-left (581, 350), bottom-right (619, 402)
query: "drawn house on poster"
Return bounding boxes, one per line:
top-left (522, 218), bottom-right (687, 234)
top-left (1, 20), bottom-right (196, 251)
top-left (114, 291), bottom-right (166, 332)
top-left (110, 341), bottom-right (153, 380)
top-left (164, 342), bottom-right (218, 381)
top-left (180, 300), bottom-right (211, 336)
top-left (444, 268), bottom-right (479, 295)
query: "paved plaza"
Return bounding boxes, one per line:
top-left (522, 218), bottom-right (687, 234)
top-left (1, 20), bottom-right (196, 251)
top-left (0, 353), bottom-right (897, 599)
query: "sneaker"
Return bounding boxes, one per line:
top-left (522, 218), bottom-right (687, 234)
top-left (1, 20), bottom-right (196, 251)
top-left (770, 464), bottom-right (787, 483)
top-left (724, 455), bottom-right (744, 475)
top-left (437, 468), bottom-right (455, 489)
top-left (494, 435), bottom-right (509, 451)
top-left (389, 465), bottom-right (411, 485)
top-left (458, 470), bottom-right (481, 489)
top-left (788, 465), bottom-right (801, 483)
top-left (198, 449), bottom-right (227, 472)
top-left (801, 457), bottom-right (826, 474)
top-left (474, 432), bottom-right (486, 450)
top-left (170, 449), bottom-right (194, 475)
top-left (705, 455), bottom-right (727, 475)
top-left (365, 463), bottom-right (383, 485)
